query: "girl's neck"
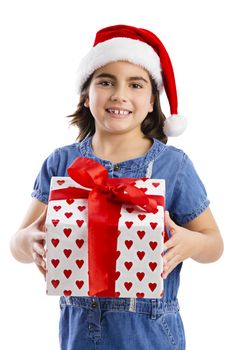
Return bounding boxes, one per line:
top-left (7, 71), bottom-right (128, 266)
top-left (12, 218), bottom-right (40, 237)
top-left (91, 132), bottom-right (153, 164)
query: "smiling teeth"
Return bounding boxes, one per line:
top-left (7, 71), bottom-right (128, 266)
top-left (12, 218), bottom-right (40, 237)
top-left (108, 109), bottom-right (130, 115)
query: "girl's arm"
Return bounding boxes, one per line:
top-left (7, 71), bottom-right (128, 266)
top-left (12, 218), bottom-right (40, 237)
top-left (182, 208), bottom-right (223, 263)
top-left (163, 208), bottom-right (224, 278)
top-left (10, 198), bottom-right (47, 276)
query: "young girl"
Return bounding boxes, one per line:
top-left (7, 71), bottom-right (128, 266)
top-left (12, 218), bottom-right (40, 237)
top-left (10, 24), bottom-right (223, 350)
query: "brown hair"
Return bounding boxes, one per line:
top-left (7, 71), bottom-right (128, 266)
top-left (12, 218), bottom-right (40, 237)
top-left (67, 74), bottom-right (168, 144)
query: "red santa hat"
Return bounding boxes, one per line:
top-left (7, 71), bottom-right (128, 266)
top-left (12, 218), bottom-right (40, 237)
top-left (76, 24), bottom-right (187, 137)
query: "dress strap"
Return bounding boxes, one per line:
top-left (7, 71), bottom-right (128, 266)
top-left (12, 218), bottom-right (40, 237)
top-left (145, 159), bottom-right (155, 178)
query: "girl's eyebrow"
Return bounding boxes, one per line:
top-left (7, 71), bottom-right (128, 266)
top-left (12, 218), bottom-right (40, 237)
top-left (95, 73), bottom-right (149, 83)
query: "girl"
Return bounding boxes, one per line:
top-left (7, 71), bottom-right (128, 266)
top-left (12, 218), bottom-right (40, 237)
top-left (10, 24), bottom-right (223, 350)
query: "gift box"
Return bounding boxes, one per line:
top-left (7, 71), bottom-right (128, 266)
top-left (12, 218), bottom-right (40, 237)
top-left (45, 157), bottom-right (166, 298)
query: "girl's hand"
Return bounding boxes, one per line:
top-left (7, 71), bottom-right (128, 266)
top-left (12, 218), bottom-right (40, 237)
top-left (21, 209), bottom-right (47, 278)
top-left (163, 211), bottom-right (202, 279)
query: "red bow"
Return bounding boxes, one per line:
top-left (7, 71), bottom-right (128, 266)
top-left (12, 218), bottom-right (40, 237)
top-left (49, 157), bottom-right (163, 296)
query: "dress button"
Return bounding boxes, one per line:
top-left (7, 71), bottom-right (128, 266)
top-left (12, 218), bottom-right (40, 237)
top-left (114, 164), bottom-right (121, 171)
top-left (91, 300), bottom-right (98, 308)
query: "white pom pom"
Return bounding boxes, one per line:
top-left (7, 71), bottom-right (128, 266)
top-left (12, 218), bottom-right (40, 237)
top-left (163, 115), bottom-right (187, 137)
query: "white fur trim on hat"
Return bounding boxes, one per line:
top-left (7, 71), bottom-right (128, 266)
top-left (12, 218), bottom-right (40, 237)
top-left (76, 37), bottom-right (163, 93)
top-left (163, 115), bottom-right (187, 137)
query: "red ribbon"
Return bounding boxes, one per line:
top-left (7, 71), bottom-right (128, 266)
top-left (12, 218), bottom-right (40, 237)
top-left (49, 157), bottom-right (164, 296)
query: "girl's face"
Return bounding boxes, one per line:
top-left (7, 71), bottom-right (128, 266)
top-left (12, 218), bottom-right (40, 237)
top-left (84, 61), bottom-right (155, 137)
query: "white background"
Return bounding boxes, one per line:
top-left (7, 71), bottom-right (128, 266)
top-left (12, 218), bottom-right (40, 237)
top-left (1, 0), bottom-right (232, 349)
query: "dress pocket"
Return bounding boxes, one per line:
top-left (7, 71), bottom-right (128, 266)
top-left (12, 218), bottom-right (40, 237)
top-left (157, 312), bottom-right (185, 350)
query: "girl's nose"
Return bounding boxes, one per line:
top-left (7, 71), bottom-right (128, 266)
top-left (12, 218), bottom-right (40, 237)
top-left (110, 86), bottom-right (127, 102)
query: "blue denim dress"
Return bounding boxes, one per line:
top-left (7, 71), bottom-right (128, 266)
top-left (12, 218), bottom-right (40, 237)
top-left (32, 137), bottom-right (209, 350)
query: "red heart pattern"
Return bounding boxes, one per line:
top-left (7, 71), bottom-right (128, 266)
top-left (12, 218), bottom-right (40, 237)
top-left (136, 272), bottom-right (145, 281)
top-left (148, 283), bottom-right (157, 292)
top-left (63, 249), bottom-right (72, 258)
top-left (51, 259), bottom-right (60, 268)
top-left (125, 221), bottom-right (133, 229)
top-left (125, 240), bottom-right (133, 249)
top-left (124, 261), bottom-right (133, 270)
top-left (64, 290), bottom-right (72, 296)
top-left (149, 262), bottom-right (157, 271)
top-left (115, 271), bottom-right (121, 280)
top-left (76, 259), bottom-right (84, 269)
top-left (124, 282), bottom-right (132, 291)
top-left (51, 280), bottom-right (60, 288)
top-left (136, 292), bottom-right (145, 298)
top-left (76, 280), bottom-right (84, 289)
top-left (76, 239), bottom-right (84, 248)
top-left (46, 177), bottom-right (164, 298)
top-left (53, 206), bottom-right (61, 212)
top-left (63, 228), bottom-right (72, 237)
top-left (137, 251), bottom-right (145, 260)
top-left (76, 220), bottom-right (84, 227)
top-left (150, 222), bottom-right (158, 230)
top-left (78, 206), bottom-right (86, 211)
top-left (57, 180), bottom-right (65, 186)
top-left (51, 238), bottom-right (59, 247)
top-left (116, 251), bottom-right (121, 259)
top-left (126, 207), bottom-right (134, 213)
top-left (64, 269), bottom-right (72, 279)
top-left (65, 212), bottom-right (73, 218)
top-left (137, 230), bottom-right (145, 239)
top-left (52, 219), bottom-right (59, 227)
top-left (149, 241), bottom-right (158, 250)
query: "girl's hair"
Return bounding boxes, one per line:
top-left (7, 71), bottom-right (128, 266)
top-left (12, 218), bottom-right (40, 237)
top-left (67, 74), bottom-right (168, 144)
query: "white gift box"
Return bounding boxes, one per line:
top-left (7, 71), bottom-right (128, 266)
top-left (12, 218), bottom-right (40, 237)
top-left (45, 176), bottom-right (165, 299)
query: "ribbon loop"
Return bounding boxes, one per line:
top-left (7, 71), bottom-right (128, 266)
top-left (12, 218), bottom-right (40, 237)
top-left (67, 157), bottom-right (108, 188)
top-left (66, 157), bottom-right (157, 213)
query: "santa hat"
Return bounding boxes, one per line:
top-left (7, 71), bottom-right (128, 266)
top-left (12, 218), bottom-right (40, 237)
top-left (76, 24), bottom-right (187, 137)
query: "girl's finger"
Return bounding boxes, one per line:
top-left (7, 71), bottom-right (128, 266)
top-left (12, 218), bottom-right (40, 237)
top-left (34, 231), bottom-right (46, 242)
top-left (164, 236), bottom-right (176, 250)
top-left (32, 242), bottom-right (46, 257)
top-left (165, 211), bottom-right (177, 235)
top-left (32, 250), bottom-right (46, 269)
top-left (163, 247), bottom-right (176, 263)
top-left (163, 254), bottom-right (182, 279)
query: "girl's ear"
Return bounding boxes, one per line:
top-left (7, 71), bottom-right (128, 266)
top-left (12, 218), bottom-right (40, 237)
top-left (84, 96), bottom-right (89, 108)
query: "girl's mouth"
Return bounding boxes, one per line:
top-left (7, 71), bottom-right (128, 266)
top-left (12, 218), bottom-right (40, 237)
top-left (106, 108), bottom-right (132, 118)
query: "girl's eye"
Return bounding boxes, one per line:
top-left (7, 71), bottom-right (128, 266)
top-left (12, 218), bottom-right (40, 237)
top-left (98, 80), bottom-right (114, 86)
top-left (131, 83), bottom-right (143, 89)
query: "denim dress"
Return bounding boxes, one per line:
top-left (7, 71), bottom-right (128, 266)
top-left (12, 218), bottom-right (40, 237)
top-left (32, 136), bottom-right (209, 350)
